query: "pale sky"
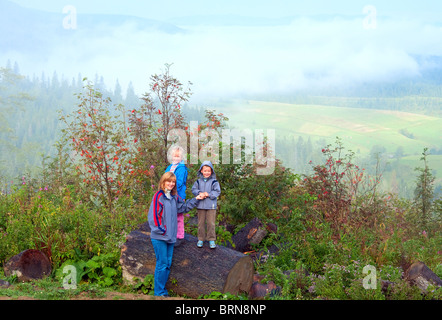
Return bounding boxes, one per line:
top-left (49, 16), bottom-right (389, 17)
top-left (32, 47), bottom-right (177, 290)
top-left (3, 0), bottom-right (442, 99)
top-left (7, 0), bottom-right (442, 21)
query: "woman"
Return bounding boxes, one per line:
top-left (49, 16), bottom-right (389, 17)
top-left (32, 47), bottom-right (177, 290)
top-left (147, 172), bottom-right (203, 296)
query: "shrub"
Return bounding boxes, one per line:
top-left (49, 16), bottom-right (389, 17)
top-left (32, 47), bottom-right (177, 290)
top-left (55, 252), bottom-right (121, 288)
top-left (301, 138), bottom-right (384, 232)
top-left (345, 279), bottom-right (385, 300)
top-left (0, 182), bottom-right (145, 268)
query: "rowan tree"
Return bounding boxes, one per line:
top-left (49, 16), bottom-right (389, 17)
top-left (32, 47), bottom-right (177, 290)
top-left (140, 63), bottom-right (192, 165)
top-left (59, 80), bottom-right (140, 210)
top-left (302, 138), bottom-right (383, 230)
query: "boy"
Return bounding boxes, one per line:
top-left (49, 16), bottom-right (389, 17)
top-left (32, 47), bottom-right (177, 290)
top-left (191, 161), bottom-right (221, 249)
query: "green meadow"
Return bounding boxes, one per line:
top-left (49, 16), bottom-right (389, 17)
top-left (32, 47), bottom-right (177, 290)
top-left (219, 100), bottom-right (442, 193)
top-left (222, 100), bottom-right (442, 154)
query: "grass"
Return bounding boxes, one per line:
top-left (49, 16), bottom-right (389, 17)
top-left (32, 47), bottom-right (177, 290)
top-left (1, 268), bottom-right (238, 300)
top-left (0, 273), bottom-right (161, 300)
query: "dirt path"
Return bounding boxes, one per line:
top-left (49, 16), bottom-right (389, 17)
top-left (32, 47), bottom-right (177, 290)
top-left (0, 293), bottom-right (187, 300)
top-left (0, 289), bottom-right (188, 300)
top-left (72, 291), bottom-right (187, 300)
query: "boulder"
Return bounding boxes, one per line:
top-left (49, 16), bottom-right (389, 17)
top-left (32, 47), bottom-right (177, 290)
top-left (230, 218), bottom-right (269, 253)
top-left (0, 279), bottom-right (10, 288)
top-left (405, 261), bottom-right (442, 294)
top-left (4, 249), bottom-right (52, 282)
top-left (248, 274), bottom-right (280, 299)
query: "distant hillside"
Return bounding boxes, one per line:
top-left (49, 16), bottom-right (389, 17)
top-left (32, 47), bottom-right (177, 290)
top-left (222, 100), bottom-right (442, 155)
top-left (0, 0), bottom-right (183, 54)
top-left (218, 99), bottom-right (442, 197)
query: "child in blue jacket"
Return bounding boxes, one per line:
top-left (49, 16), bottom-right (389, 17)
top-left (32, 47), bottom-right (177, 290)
top-left (165, 146), bottom-right (188, 241)
top-left (191, 161), bottom-right (221, 249)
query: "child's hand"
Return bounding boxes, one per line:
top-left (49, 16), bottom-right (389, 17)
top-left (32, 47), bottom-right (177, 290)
top-left (197, 192), bottom-right (208, 199)
top-left (196, 194), bottom-right (205, 200)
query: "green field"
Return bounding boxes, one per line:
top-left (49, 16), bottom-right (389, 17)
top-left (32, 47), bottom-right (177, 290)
top-left (218, 100), bottom-right (442, 193)
top-left (221, 100), bottom-right (442, 155)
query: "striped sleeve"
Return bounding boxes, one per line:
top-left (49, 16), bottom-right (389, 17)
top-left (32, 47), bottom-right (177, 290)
top-left (153, 191), bottom-right (166, 235)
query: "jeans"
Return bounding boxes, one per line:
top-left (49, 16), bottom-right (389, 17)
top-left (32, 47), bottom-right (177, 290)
top-left (151, 238), bottom-right (174, 296)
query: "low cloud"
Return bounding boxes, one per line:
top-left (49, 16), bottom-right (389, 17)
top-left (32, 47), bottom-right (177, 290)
top-left (3, 13), bottom-right (441, 101)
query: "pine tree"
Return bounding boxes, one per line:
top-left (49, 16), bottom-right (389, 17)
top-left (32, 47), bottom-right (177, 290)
top-left (113, 79), bottom-right (123, 105)
top-left (125, 81), bottom-right (140, 109)
top-left (414, 148), bottom-right (435, 231)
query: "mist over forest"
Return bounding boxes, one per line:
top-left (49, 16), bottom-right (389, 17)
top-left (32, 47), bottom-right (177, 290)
top-left (1, 0), bottom-right (442, 198)
top-left (2, 0), bottom-right (442, 99)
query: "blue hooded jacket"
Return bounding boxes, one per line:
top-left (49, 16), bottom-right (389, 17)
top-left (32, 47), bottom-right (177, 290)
top-left (191, 161), bottom-right (221, 210)
top-left (165, 160), bottom-right (188, 199)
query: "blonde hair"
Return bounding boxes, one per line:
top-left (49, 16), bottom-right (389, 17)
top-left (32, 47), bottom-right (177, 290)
top-left (167, 145), bottom-right (185, 164)
top-left (158, 172), bottom-right (177, 195)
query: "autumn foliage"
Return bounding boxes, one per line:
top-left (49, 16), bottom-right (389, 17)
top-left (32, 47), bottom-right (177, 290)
top-left (59, 65), bottom-right (194, 210)
top-left (301, 138), bottom-right (384, 230)
top-left (59, 82), bottom-right (141, 209)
